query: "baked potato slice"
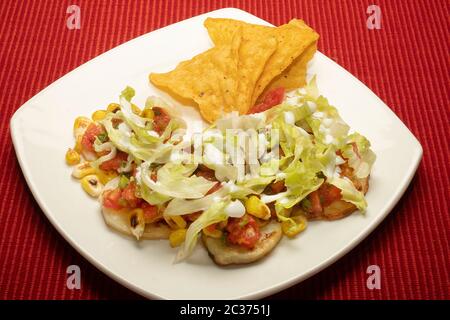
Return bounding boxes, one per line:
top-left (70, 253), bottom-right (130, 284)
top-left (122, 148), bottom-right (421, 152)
top-left (202, 220), bottom-right (282, 266)
top-left (102, 207), bottom-right (171, 240)
top-left (307, 176), bottom-right (369, 221)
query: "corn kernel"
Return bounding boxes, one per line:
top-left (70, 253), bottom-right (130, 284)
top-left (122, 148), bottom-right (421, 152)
top-left (74, 135), bottom-right (83, 154)
top-left (131, 103), bottom-right (141, 115)
top-left (65, 148), bottom-right (80, 166)
top-left (203, 225), bottom-right (222, 238)
top-left (91, 110), bottom-right (107, 121)
top-left (128, 208), bottom-right (145, 240)
top-left (245, 196), bottom-right (271, 220)
top-left (141, 108), bottom-right (154, 120)
top-left (169, 228), bottom-right (187, 247)
top-left (80, 174), bottom-right (103, 197)
top-left (164, 215), bottom-right (187, 229)
top-left (107, 103), bottom-right (120, 113)
top-left (281, 215), bottom-right (307, 238)
top-left (73, 116), bottom-right (91, 135)
top-left (72, 162), bottom-right (96, 179)
top-left (95, 168), bottom-right (118, 184)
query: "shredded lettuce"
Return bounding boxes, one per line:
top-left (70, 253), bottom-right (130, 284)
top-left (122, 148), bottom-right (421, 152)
top-left (140, 162), bottom-right (216, 199)
top-left (121, 86), bottom-right (135, 102)
top-left (342, 133), bottom-right (376, 178)
top-left (100, 86), bottom-right (187, 164)
top-left (327, 176), bottom-right (367, 211)
top-left (215, 111), bottom-right (265, 131)
top-left (164, 187), bottom-right (229, 216)
top-left (139, 179), bottom-right (172, 205)
top-left (236, 175), bottom-right (275, 194)
top-left (101, 114), bottom-right (163, 162)
top-left (91, 141), bottom-right (117, 168)
top-left (175, 199), bottom-right (230, 262)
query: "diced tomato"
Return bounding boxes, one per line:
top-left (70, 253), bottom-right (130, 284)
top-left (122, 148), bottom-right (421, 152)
top-left (226, 215), bottom-right (261, 249)
top-left (102, 188), bottom-right (123, 210)
top-left (195, 165), bottom-right (217, 181)
top-left (270, 180), bottom-right (286, 194)
top-left (141, 202), bottom-right (159, 222)
top-left (205, 223), bottom-right (218, 233)
top-left (185, 211), bottom-right (201, 222)
top-left (99, 151), bottom-right (128, 171)
top-left (248, 87), bottom-right (285, 114)
top-left (308, 190), bottom-right (323, 214)
top-left (206, 182), bottom-right (222, 195)
top-left (195, 165), bottom-right (221, 195)
top-left (103, 182), bottom-right (142, 210)
top-left (121, 182), bottom-right (141, 208)
top-left (81, 123), bottom-right (105, 152)
top-left (152, 107), bottom-right (171, 135)
top-left (318, 183), bottom-right (342, 207)
top-left (306, 183), bottom-right (342, 213)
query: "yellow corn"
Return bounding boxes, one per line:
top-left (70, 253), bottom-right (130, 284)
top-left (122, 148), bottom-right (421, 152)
top-left (65, 148), bottom-right (80, 166)
top-left (281, 215), bottom-right (307, 238)
top-left (107, 103), bottom-right (120, 113)
top-left (129, 208), bottom-right (145, 240)
top-left (169, 228), bottom-right (187, 247)
top-left (73, 116), bottom-right (91, 131)
top-left (202, 226), bottom-right (222, 239)
top-left (141, 108), bottom-right (154, 120)
top-left (245, 196), bottom-right (271, 220)
top-left (91, 110), bottom-right (107, 121)
top-left (95, 168), bottom-right (118, 184)
top-left (80, 174), bottom-right (103, 197)
top-left (74, 134), bottom-right (83, 154)
top-left (73, 116), bottom-right (91, 136)
top-left (164, 215), bottom-right (187, 229)
top-left (72, 162), bottom-right (96, 179)
top-left (131, 103), bottom-right (141, 115)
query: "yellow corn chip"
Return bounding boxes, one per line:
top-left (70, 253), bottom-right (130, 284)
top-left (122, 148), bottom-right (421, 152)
top-left (235, 36), bottom-right (277, 114)
top-left (150, 27), bottom-right (242, 123)
top-left (260, 42), bottom-right (317, 99)
top-left (204, 18), bottom-right (318, 107)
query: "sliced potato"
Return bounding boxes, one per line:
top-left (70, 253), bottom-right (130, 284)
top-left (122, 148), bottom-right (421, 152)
top-left (102, 207), bottom-right (170, 240)
top-left (202, 220), bottom-right (282, 266)
top-left (307, 176), bottom-right (370, 221)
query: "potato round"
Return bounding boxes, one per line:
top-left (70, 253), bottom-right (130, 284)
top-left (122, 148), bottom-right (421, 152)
top-left (202, 220), bottom-right (282, 266)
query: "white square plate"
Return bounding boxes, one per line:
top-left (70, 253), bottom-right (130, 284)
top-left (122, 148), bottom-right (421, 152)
top-left (10, 8), bottom-right (422, 299)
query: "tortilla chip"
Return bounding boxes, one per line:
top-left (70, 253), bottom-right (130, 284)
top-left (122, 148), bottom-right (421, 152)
top-left (260, 42), bottom-right (317, 100)
top-left (204, 18), bottom-right (319, 107)
top-left (235, 36), bottom-right (277, 114)
top-left (150, 27), bottom-right (242, 123)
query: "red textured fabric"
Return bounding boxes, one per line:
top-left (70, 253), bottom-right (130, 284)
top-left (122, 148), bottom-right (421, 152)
top-left (0, 0), bottom-right (448, 300)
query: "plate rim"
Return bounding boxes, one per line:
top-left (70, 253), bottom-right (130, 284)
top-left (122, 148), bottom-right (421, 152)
top-left (10, 7), bottom-right (423, 300)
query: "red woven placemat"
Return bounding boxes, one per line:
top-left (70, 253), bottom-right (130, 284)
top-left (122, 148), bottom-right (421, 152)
top-left (0, 0), bottom-right (448, 300)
